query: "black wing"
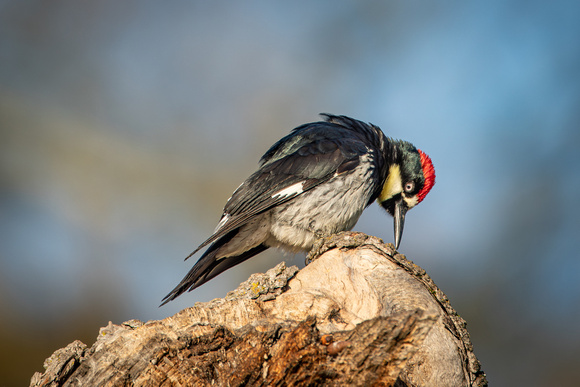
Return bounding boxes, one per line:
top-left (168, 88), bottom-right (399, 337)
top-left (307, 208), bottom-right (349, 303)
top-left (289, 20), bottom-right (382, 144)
top-left (186, 123), bottom-right (371, 259)
top-left (162, 117), bottom-right (383, 304)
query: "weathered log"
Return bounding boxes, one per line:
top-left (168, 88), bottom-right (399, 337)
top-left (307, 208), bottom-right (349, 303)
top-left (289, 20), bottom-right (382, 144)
top-left (30, 232), bottom-right (487, 386)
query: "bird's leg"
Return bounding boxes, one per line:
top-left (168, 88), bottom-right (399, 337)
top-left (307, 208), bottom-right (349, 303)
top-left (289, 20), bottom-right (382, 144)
top-left (305, 230), bottom-right (328, 265)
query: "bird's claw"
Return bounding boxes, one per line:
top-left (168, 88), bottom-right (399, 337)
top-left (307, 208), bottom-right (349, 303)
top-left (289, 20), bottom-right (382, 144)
top-left (305, 234), bottom-right (327, 265)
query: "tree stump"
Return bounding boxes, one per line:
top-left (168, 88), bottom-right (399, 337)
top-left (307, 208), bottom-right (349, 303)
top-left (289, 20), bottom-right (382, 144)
top-left (30, 232), bottom-right (487, 387)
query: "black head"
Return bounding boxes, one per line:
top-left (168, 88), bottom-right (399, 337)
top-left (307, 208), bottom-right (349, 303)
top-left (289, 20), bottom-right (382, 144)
top-left (378, 141), bottom-right (435, 249)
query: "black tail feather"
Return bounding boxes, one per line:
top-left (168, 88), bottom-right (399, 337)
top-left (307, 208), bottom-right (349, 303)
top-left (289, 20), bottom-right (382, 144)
top-left (160, 243), bottom-right (269, 306)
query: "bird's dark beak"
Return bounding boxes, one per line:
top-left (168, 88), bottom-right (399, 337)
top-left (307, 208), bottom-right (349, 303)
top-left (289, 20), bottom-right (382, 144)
top-left (393, 197), bottom-right (408, 250)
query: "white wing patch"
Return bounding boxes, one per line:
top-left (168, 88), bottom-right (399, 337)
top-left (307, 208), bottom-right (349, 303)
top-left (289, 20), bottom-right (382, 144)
top-left (271, 182), bottom-right (304, 199)
top-left (214, 213), bottom-right (231, 232)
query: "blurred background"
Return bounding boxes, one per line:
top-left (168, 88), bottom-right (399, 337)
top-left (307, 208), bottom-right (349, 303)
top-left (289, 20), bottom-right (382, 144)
top-left (1, 1), bottom-right (579, 386)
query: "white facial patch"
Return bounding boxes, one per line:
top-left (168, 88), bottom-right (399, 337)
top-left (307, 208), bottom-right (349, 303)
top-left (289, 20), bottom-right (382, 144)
top-left (271, 182), bottom-right (304, 199)
top-left (403, 196), bottom-right (419, 209)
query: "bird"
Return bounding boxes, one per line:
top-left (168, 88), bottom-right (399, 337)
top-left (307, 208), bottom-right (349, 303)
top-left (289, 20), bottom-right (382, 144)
top-left (161, 114), bottom-right (435, 305)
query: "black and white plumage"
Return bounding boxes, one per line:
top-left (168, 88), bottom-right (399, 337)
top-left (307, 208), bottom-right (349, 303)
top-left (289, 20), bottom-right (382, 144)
top-left (161, 114), bottom-right (435, 305)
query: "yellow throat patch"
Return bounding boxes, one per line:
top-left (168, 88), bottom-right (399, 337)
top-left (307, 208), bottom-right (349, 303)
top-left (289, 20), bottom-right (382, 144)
top-left (379, 164), bottom-right (403, 202)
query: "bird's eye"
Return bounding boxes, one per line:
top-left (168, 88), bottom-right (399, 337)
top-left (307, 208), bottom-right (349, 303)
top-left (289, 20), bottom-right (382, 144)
top-left (404, 182), bottom-right (415, 193)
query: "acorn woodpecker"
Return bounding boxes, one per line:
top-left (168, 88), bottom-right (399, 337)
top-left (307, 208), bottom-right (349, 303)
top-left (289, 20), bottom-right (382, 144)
top-left (161, 114), bottom-right (435, 305)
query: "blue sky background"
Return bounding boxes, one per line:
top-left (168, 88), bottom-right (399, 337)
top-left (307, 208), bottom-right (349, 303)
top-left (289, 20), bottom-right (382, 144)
top-left (1, 1), bottom-right (579, 386)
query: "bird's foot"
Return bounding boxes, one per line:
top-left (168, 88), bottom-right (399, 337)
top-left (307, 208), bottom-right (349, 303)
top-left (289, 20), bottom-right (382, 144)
top-left (305, 235), bottom-right (327, 265)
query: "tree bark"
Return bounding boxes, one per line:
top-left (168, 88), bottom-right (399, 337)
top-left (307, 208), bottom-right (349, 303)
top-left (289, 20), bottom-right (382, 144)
top-left (30, 232), bottom-right (487, 387)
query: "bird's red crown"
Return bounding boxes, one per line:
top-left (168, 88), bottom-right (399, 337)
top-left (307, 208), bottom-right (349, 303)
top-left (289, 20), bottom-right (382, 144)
top-left (417, 149), bottom-right (435, 203)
